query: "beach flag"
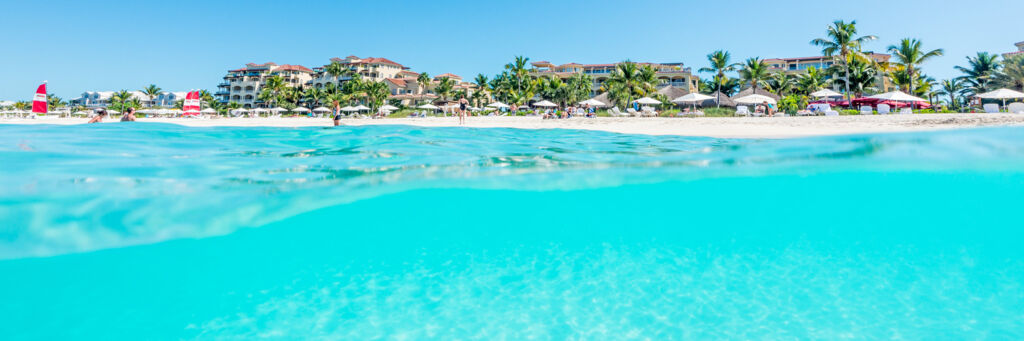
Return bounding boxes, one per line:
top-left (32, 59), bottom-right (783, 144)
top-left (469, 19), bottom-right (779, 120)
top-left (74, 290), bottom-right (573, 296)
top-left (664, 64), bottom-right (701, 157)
top-left (183, 91), bottom-right (200, 116)
top-left (32, 83), bottom-right (47, 114)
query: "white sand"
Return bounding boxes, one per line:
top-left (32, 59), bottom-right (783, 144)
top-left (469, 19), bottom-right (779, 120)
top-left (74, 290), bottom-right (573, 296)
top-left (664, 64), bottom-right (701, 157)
top-left (5, 114), bottom-right (1024, 138)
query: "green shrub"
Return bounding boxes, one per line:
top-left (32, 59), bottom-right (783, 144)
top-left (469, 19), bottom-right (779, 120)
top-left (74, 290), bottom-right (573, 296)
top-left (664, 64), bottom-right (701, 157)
top-left (703, 107), bottom-right (737, 117)
top-left (840, 109), bottom-right (861, 115)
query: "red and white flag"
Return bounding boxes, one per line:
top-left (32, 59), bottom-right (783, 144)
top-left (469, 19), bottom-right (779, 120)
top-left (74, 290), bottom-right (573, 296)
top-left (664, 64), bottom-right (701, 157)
top-left (183, 91), bottom-right (200, 116)
top-left (32, 83), bottom-right (47, 114)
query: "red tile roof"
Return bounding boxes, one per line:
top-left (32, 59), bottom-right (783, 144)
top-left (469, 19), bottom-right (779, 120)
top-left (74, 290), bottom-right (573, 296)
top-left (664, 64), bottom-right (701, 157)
top-left (277, 64), bottom-right (313, 73)
top-left (328, 56), bottom-right (405, 68)
top-left (435, 73), bottom-right (461, 79)
top-left (385, 78), bottom-right (407, 87)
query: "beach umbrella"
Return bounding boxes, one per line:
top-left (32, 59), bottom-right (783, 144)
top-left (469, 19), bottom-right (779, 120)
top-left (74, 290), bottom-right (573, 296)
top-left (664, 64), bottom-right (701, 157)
top-left (291, 107), bottom-right (310, 112)
top-left (578, 98), bottom-right (607, 107)
top-left (487, 102), bottom-right (509, 108)
top-left (733, 94), bottom-right (777, 105)
top-left (200, 108), bottom-right (217, 114)
top-left (634, 96), bottom-right (659, 104)
top-left (270, 107), bottom-right (288, 113)
top-left (533, 100), bottom-right (557, 107)
top-left (976, 88), bottom-right (1024, 110)
top-left (672, 93), bottom-right (715, 111)
top-left (312, 106), bottom-right (331, 113)
top-left (810, 89), bottom-right (843, 98)
top-left (341, 106), bottom-right (358, 112)
top-left (353, 105), bottom-right (370, 111)
top-left (869, 91), bottom-right (927, 110)
top-left (417, 104), bottom-right (438, 110)
top-left (380, 104), bottom-right (399, 111)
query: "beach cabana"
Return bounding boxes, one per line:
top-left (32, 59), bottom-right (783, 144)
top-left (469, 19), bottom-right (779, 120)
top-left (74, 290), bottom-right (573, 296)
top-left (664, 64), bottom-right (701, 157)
top-left (657, 86), bottom-right (688, 102)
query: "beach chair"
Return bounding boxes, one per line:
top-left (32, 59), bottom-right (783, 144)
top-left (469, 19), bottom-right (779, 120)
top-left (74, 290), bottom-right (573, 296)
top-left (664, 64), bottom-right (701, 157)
top-left (859, 106), bottom-right (873, 115)
top-left (899, 108), bottom-right (913, 114)
top-left (983, 103), bottom-right (1000, 113)
top-left (626, 108), bottom-right (640, 117)
top-left (877, 104), bottom-right (891, 115)
top-left (735, 106), bottom-right (751, 116)
top-left (640, 106), bottom-right (657, 117)
top-left (1008, 102), bottom-right (1024, 114)
top-left (825, 110), bottom-right (839, 116)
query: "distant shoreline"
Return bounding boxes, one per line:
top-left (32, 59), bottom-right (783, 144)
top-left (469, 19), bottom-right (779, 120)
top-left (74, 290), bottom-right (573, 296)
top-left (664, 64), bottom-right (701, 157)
top-left (3, 114), bottom-right (1024, 139)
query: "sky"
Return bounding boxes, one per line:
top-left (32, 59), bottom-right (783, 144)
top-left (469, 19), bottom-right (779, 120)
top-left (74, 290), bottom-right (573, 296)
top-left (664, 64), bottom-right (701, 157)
top-left (2, 0), bottom-right (1022, 100)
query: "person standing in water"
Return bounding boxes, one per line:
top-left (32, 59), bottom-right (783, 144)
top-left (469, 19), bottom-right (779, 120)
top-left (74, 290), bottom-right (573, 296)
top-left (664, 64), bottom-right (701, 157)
top-left (333, 103), bottom-right (342, 126)
top-left (458, 96), bottom-right (469, 125)
top-left (120, 107), bottom-right (137, 122)
top-left (87, 108), bottom-right (107, 123)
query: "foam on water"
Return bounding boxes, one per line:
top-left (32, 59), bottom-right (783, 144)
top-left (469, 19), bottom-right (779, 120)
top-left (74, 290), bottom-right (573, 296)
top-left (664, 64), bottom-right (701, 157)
top-left (1, 123), bottom-right (1022, 339)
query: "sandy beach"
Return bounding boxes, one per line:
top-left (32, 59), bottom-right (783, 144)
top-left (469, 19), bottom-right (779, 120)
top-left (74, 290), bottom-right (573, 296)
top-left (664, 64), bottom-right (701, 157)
top-left (4, 113), bottom-right (1024, 138)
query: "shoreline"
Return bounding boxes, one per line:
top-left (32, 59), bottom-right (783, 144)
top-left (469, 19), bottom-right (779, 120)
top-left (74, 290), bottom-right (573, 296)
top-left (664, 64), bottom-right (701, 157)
top-left (3, 113), bottom-right (1024, 138)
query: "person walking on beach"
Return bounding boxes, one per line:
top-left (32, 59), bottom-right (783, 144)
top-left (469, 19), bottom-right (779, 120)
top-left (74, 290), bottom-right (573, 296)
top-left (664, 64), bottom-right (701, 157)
top-left (120, 107), bottom-right (137, 122)
top-left (333, 103), bottom-right (342, 126)
top-left (458, 96), bottom-right (469, 125)
top-left (87, 108), bottom-right (107, 123)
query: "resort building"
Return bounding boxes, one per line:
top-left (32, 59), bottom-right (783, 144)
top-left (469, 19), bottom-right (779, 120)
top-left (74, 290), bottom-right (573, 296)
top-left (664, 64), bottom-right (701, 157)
top-left (765, 52), bottom-right (894, 92)
top-left (1003, 41), bottom-right (1024, 59)
top-left (309, 56), bottom-right (409, 89)
top-left (529, 61), bottom-right (699, 95)
top-left (216, 62), bottom-right (314, 107)
top-left (71, 91), bottom-right (189, 108)
top-left (384, 72), bottom-right (478, 105)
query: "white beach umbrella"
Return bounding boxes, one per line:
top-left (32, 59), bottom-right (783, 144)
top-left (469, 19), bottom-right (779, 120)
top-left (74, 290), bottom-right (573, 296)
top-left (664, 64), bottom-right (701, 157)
top-left (533, 100), bottom-right (557, 107)
top-left (138, 109), bottom-right (159, 114)
top-left (380, 104), bottom-right (399, 111)
top-left (417, 104), bottom-right (438, 110)
top-left (200, 108), bottom-right (217, 114)
top-left (578, 98), bottom-right (607, 107)
top-left (270, 107), bottom-right (288, 113)
top-left (868, 91), bottom-right (926, 102)
top-left (353, 105), bottom-right (370, 111)
top-left (487, 102), bottom-right (509, 108)
top-left (733, 94), bottom-right (777, 105)
top-left (106, 110), bottom-right (120, 114)
top-left (291, 107), bottom-right (310, 112)
top-left (976, 88), bottom-right (1024, 109)
top-left (810, 89), bottom-right (843, 98)
top-left (312, 106), bottom-right (332, 113)
top-left (672, 93), bottom-right (715, 111)
top-left (634, 97), bottom-right (662, 105)
top-left (341, 106), bottom-right (358, 112)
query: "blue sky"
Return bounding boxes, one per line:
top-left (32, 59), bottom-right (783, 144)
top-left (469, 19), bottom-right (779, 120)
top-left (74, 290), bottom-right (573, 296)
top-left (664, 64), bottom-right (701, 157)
top-left (2, 0), bottom-right (1022, 100)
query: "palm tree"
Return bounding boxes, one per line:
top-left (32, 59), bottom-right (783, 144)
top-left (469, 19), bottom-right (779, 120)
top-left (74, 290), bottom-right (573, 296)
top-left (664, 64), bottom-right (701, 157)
top-left (955, 52), bottom-right (1001, 95)
top-left (935, 78), bottom-right (965, 110)
top-left (13, 101), bottom-right (31, 111)
top-left (325, 61), bottom-right (353, 87)
top-left (811, 20), bottom-right (877, 102)
top-left (417, 72), bottom-right (431, 94)
top-left (360, 81), bottom-right (390, 113)
top-left (567, 72), bottom-right (593, 105)
top-left (258, 76), bottom-right (287, 108)
top-left (887, 38), bottom-right (944, 95)
top-left (602, 61), bottom-right (658, 107)
top-left (46, 95), bottom-right (66, 111)
top-left (303, 87), bottom-right (326, 108)
top-left (503, 56), bottom-right (533, 104)
top-left (994, 55), bottom-right (1024, 91)
top-left (141, 84), bottom-right (162, 107)
top-left (828, 57), bottom-right (877, 97)
top-left (795, 66), bottom-right (831, 95)
top-left (110, 90), bottom-right (133, 112)
top-left (698, 50), bottom-right (740, 107)
top-left (434, 77), bottom-right (455, 102)
top-left (766, 73), bottom-right (796, 97)
top-left (738, 58), bottom-right (770, 92)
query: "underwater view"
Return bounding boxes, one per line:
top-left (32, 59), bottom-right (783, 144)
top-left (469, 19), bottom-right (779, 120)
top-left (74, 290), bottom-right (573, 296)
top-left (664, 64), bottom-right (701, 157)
top-left (1, 123), bottom-right (1023, 340)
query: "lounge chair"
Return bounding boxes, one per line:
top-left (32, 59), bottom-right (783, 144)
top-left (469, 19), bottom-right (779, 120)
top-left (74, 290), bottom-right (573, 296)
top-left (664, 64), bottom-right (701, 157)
top-left (877, 104), bottom-right (891, 115)
top-left (609, 107), bottom-right (628, 117)
top-left (640, 106), bottom-right (657, 117)
top-left (626, 108), bottom-right (640, 117)
top-left (899, 108), bottom-right (913, 114)
top-left (860, 106), bottom-right (873, 115)
top-left (983, 103), bottom-right (1000, 113)
top-left (1008, 102), bottom-right (1024, 114)
top-left (825, 110), bottom-right (840, 116)
top-left (735, 106), bottom-right (751, 116)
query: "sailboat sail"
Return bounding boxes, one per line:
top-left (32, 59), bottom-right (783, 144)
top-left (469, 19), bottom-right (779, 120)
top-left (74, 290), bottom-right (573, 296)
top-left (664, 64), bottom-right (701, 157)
top-left (32, 83), bottom-right (47, 114)
top-left (183, 91), bottom-right (200, 116)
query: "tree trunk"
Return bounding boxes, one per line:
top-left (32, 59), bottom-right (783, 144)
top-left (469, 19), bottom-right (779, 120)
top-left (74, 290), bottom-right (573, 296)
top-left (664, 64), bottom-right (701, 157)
top-left (843, 56), bottom-right (852, 105)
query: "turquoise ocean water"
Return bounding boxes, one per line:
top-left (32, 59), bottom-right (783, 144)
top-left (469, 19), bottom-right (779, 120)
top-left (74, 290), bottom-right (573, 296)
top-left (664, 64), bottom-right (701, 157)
top-left (1, 123), bottom-right (1023, 339)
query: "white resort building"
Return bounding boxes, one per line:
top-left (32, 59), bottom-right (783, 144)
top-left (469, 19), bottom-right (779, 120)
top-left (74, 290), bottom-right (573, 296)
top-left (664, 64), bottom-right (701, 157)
top-left (529, 61), bottom-right (699, 95)
top-left (71, 91), bottom-right (189, 108)
top-left (216, 62), bottom-right (314, 108)
top-left (1003, 41), bottom-right (1024, 59)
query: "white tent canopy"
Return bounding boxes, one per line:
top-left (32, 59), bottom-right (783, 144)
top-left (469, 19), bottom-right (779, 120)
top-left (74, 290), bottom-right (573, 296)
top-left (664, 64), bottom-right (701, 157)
top-left (672, 93), bottom-right (715, 103)
top-left (868, 91), bottom-right (926, 102)
top-left (733, 94), bottom-right (777, 105)
top-left (634, 97), bottom-right (661, 105)
top-left (533, 100), bottom-right (557, 107)
top-left (810, 89), bottom-right (843, 98)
